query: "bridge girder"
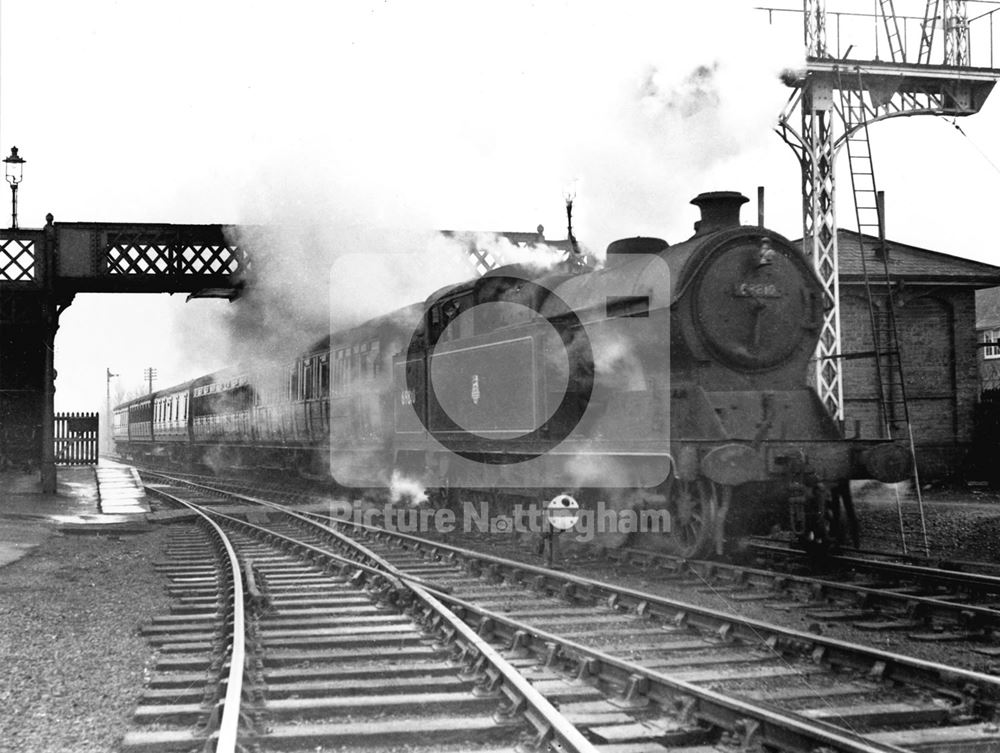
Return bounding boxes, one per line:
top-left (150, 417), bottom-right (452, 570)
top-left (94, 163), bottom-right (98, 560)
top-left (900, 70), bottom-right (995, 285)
top-left (0, 218), bottom-right (246, 491)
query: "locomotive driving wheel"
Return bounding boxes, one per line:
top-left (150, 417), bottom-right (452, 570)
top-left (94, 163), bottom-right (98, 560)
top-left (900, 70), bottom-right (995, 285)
top-left (663, 477), bottom-right (716, 558)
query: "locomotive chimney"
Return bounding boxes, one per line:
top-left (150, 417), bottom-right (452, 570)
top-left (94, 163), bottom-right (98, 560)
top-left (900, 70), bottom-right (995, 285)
top-left (691, 191), bottom-right (749, 235)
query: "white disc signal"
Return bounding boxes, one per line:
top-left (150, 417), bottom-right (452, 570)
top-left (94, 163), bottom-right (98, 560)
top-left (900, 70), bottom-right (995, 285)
top-left (545, 493), bottom-right (579, 531)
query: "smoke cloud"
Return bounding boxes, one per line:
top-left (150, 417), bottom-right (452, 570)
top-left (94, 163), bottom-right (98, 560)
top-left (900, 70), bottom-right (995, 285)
top-left (48, 1), bottom-right (801, 413)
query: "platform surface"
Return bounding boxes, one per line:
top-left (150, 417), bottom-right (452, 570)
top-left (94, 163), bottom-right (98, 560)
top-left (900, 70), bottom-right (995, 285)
top-left (0, 457), bottom-right (149, 567)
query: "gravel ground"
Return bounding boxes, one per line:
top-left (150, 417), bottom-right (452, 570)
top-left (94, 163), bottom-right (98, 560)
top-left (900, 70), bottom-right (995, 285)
top-left (0, 527), bottom-right (172, 753)
top-left (852, 480), bottom-right (1000, 561)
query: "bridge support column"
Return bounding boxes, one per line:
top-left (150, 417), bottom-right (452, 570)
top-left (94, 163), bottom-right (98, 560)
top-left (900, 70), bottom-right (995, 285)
top-left (39, 219), bottom-right (57, 492)
top-left (40, 300), bottom-right (56, 492)
top-left (0, 293), bottom-right (45, 479)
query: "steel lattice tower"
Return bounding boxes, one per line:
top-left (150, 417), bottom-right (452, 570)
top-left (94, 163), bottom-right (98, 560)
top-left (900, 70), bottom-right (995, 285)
top-left (771, 0), bottom-right (999, 420)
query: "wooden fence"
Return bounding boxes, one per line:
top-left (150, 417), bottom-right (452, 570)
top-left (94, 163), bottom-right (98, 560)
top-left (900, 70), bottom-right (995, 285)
top-left (54, 412), bottom-right (99, 465)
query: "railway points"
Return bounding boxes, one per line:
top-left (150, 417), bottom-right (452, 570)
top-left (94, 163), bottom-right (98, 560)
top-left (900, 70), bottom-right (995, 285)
top-left (117, 470), bottom-right (1000, 752)
top-left (125, 480), bottom-right (605, 752)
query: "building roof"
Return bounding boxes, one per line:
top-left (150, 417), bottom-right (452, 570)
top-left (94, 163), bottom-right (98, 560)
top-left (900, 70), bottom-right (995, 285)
top-left (798, 229), bottom-right (1000, 286)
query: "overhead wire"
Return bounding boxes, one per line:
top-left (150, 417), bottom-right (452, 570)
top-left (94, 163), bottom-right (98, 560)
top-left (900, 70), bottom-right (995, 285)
top-left (947, 117), bottom-right (1000, 176)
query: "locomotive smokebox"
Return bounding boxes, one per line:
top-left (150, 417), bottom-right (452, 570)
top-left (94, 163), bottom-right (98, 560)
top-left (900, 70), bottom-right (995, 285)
top-left (691, 191), bottom-right (748, 235)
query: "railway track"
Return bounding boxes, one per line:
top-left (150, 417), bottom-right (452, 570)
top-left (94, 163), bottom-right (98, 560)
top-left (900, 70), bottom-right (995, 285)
top-left (595, 545), bottom-right (1000, 648)
top-left (135, 468), bottom-right (1000, 647)
top-left (134, 471), bottom-right (1000, 752)
top-left (745, 539), bottom-right (1000, 578)
top-left (123, 482), bottom-right (598, 752)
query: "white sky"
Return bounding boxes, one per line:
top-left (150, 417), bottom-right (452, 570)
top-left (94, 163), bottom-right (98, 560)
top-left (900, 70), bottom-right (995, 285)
top-left (1, 1), bottom-right (999, 411)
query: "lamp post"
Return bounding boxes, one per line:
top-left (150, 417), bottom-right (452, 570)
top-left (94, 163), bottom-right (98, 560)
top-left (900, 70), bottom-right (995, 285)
top-left (563, 181), bottom-right (580, 258)
top-left (106, 368), bottom-right (119, 455)
top-left (4, 147), bottom-right (25, 230)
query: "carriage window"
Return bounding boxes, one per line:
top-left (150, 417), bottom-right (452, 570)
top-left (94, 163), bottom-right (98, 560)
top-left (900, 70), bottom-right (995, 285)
top-left (311, 358), bottom-right (319, 398)
top-left (359, 343), bottom-right (370, 378)
top-left (358, 339), bottom-right (380, 378)
top-left (332, 348), bottom-right (348, 395)
top-left (350, 344), bottom-right (360, 381)
top-left (320, 354), bottom-right (330, 395)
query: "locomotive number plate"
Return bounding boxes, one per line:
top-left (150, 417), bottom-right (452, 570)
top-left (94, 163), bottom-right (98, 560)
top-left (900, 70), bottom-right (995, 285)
top-left (732, 281), bottom-right (782, 298)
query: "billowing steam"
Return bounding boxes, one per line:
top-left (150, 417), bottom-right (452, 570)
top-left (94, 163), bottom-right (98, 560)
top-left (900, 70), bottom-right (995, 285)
top-left (639, 62), bottom-right (721, 119)
top-left (59, 2), bottom-right (800, 447)
top-left (389, 471), bottom-right (429, 507)
top-left (445, 232), bottom-right (589, 274)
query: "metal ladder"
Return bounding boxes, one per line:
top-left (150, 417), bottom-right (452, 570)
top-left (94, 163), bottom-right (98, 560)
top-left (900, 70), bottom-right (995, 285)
top-left (838, 70), bottom-right (929, 555)
top-left (918, 0), bottom-right (941, 63)
top-left (878, 0), bottom-right (906, 61)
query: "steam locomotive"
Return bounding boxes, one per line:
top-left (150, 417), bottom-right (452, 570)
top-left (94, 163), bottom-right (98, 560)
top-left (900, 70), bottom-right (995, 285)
top-left (114, 191), bottom-right (909, 557)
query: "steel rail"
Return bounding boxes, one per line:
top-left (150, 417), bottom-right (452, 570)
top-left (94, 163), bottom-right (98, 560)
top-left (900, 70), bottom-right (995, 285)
top-left (145, 482), bottom-right (599, 753)
top-left (145, 478), bottom-right (911, 752)
top-left (309, 512), bottom-right (1000, 702)
top-left (398, 570), bottom-right (599, 752)
top-left (145, 486), bottom-right (410, 592)
top-left (142, 475), bottom-right (1000, 696)
top-left (743, 537), bottom-right (1000, 575)
top-left (146, 468), bottom-right (1000, 587)
top-left (607, 549), bottom-right (1000, 631)
top-left (750, 541), bottom-right (1000, 595)
top-left (425, 589), bottom-right (913, 753)
top-left (243, 504), bottom-right (920, 753)
top-left (161, 493), bottom-right (245, 753)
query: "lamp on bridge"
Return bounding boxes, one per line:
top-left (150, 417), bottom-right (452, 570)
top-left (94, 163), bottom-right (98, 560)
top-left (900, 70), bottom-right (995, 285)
top-left (3, 146), bottom-right (24, 230)
top-left (563, 180), bottom-right (580, 258)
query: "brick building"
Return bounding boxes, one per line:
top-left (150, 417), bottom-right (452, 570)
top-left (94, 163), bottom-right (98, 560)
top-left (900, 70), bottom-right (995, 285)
top-left (976, 286), bottom-right (1000, 393)
top-left (973, 287), bottom-right (1000, 482)
top-left (809, 230), bottom-right (1000, 478)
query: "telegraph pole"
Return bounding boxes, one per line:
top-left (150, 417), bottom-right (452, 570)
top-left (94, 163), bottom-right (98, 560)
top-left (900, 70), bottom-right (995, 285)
top-left (106, 368), bottom-right (118, 454)
top-left (143, 367), bottom-right (157, 394)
